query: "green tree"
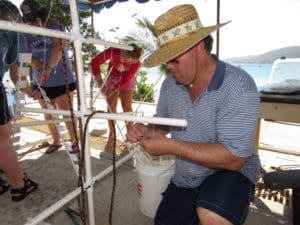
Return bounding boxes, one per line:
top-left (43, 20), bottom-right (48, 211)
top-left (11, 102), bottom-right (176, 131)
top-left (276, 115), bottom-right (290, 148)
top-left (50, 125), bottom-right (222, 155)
top-left (133, 70), bottom-right (155, 103)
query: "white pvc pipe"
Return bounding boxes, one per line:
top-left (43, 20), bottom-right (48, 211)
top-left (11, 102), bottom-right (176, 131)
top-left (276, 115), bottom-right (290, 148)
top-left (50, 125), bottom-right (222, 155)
top-left (0, 20), bottom-right (132, 50)
top-left (0, 21), bottom-right (70, 39)
top-left (94, 150), bottom-right (135, 182)
top-left (19, 107), bottom-right (187, 127)
top-left (24, 151), bottom-right (135, 225)
top-left (68, 0), bottom-right (96, 223)
top-left (17, 106), bottom-right (85, 117)
top-left (24, 186), bottom-right (82, 225)
top-left (13, 118), bottom-right (71, 128)
top-left (87, 37), bottom-right (133, 50)
top-left (15, 136), bottom-right (52, 151)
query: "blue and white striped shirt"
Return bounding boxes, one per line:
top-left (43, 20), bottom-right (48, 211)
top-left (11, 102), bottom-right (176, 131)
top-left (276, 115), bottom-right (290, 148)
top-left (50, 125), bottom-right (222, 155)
top-left (156, 59), bottom-right (261, 188)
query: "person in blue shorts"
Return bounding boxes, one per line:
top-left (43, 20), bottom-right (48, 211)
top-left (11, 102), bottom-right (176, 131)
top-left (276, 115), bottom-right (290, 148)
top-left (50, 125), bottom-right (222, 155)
top-left (126, 4), bottom-right (261, 225)
top-left (0, 0), bottom-right (38, 201)
top-left (20, 0), bottom-right (78, 154)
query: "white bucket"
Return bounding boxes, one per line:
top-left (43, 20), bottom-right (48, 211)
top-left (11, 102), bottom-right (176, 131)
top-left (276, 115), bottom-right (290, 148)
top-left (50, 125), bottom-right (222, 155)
top-left (135, 158), bottom-right (175, 218)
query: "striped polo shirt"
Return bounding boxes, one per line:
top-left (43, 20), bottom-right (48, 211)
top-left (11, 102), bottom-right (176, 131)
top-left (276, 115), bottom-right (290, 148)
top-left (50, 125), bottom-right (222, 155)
top-left (155, 59), bottom-right (261, 188)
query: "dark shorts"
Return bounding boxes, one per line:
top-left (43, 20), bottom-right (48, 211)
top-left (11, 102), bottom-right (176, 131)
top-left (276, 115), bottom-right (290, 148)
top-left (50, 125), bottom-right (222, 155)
top-left (32, 82), bottom-right (76, 99)
top-left (155, 170), bottom-right (254, 225)
top-left (0, 85), bottom-right (11, 125)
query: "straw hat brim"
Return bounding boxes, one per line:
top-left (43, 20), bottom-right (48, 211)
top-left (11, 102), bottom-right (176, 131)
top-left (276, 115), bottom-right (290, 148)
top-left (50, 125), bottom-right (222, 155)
top-left (143, 22), bottom-right (229, 68)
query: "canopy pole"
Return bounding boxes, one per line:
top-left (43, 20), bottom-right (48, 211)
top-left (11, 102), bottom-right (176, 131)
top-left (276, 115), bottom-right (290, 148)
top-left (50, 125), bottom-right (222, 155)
top-left (89, 0), bottom-right (95, 109)
top-left (68, 0), bottom-right (95, 224)
top-left (216, 0), bottom-right (220, 57)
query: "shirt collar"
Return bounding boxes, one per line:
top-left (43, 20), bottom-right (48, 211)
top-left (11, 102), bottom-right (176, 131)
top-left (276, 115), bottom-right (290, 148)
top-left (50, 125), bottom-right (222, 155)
top-left (207, 55), bottom-right (226, 91)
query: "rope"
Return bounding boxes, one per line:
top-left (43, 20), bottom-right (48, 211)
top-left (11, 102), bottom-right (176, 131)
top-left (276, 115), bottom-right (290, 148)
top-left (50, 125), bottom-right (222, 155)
top-left (81, 110), bottom-right (117, 225)
top-left (88, 3), bottom-right (117, 223)
top-left (108, 118), bottom-right (117, 225)
top-left (56, 1), bottom-right (118, 224)
top-left (55, 0), bottom-right (86, 223)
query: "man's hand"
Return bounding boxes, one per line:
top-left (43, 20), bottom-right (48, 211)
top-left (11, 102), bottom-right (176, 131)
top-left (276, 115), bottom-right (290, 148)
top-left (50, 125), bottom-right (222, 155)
top-left (126, 123), bottom-right (148, 143)
top-left (139, 131), bottom-right (168, 156)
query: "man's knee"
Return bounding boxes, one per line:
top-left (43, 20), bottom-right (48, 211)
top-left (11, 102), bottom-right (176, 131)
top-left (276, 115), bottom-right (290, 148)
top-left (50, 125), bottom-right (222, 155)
top-left (197, 207), bottom-right (233, 225)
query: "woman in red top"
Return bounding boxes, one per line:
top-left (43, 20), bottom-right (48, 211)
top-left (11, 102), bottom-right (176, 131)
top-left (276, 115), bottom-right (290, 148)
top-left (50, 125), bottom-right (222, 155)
top-left (91, 44), bottom-right (143, 143)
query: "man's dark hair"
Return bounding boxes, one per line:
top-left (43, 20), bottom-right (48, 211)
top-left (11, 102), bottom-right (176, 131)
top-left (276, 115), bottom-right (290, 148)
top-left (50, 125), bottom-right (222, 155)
top-left (203, 35), bottom-right (213, 53)
top-left (127, 43), bottom-right (143, 59)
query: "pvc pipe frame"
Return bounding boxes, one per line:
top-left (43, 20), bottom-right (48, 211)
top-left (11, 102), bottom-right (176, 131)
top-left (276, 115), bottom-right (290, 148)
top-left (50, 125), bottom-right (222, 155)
top-left (19, 106), bottom-right (187, 127)
top-left (1, 1), bottom-right (186, 224)
top-left (0, 21), bottom-right (132, 51)
top-left (24, 151), bottom-right (136, 225)
top-left (13, 118), bottom-right (71, 128)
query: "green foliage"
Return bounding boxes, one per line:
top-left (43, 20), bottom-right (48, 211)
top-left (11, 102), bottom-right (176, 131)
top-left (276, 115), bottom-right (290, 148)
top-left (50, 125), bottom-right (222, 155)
top-left (133, 70), bottom-right (155, 103)
top-left (123, 17), bottom-right (173, 102)
top-left (123, 17), bottom-right (157, 56)
top-left (79, 20), bottom-right (101, 72)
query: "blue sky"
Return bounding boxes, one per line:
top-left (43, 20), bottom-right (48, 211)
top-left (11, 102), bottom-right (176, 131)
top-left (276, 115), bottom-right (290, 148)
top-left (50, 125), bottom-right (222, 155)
top-left (14, 0), bottom-right (300, 59)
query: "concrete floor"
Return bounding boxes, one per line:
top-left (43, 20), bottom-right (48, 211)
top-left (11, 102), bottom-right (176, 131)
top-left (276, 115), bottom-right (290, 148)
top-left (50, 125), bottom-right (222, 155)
top-left (1, 143), bottom-right (293, 225)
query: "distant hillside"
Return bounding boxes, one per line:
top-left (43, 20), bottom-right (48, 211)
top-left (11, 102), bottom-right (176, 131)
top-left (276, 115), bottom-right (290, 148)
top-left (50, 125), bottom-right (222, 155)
top-left (224, 46), bottom-right (300, 64)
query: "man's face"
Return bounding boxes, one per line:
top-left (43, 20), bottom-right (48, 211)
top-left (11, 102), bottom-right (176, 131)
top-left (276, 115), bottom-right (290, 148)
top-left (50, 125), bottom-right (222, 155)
top-left (165, 44), bottom-right (199, 86)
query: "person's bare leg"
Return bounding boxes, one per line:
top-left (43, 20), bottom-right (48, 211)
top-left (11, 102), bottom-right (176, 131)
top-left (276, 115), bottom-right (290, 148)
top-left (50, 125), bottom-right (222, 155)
top-left (119, 89), bottom-right (134, 134)
top-left (54, 92), bottom-right (77, 143)
top-left (38, 99), bottom-right (61, 145)
top-left (197, 207), bottom-right (233, 225)
top-left (105, 89), bottom-right (118, 143)
top-left (0, 122), bottom-right (23, 189)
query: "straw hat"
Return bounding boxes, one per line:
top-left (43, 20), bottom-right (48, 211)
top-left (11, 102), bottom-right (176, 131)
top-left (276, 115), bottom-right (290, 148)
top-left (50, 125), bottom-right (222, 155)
top-left (143, 4), bottom-right (230, 68)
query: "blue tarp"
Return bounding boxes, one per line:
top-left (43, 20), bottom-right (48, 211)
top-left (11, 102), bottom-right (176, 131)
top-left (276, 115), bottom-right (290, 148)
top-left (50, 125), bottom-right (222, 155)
top-left (60, 0), bottom-right (162, 13)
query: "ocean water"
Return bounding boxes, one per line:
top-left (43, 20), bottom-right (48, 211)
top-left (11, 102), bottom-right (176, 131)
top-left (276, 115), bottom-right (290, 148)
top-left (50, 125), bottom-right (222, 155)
top-left (234, 63), bottom-right (272, 91)
top-left (4, 63), bottom-right (272, 102)
top-left (146, 63), bottom-right (273, 100)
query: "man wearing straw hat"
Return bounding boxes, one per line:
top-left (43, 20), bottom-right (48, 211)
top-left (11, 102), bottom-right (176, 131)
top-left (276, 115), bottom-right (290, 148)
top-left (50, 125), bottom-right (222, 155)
top-left (126, 4), bottom-right (260, 225)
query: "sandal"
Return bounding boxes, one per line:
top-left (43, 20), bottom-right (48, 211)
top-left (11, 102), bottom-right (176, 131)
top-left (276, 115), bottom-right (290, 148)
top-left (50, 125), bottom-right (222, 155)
top-left (11, 173), bottom-right (38, 201)
top-left (45, 143), bottom-right (62, 154)
top-left (0, 177), bottom-right (11, 195)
